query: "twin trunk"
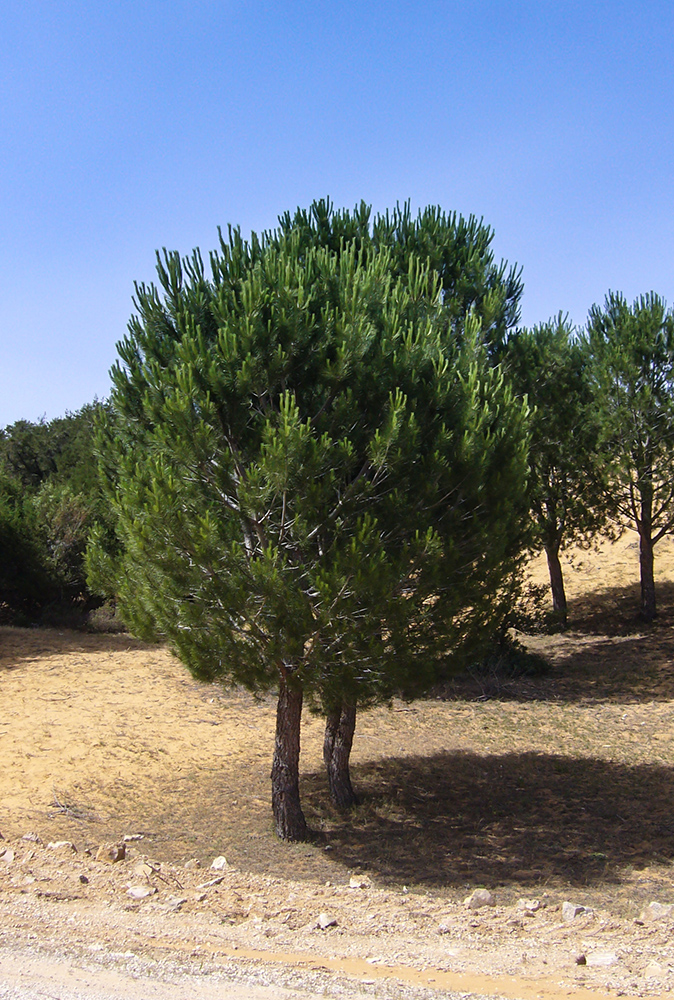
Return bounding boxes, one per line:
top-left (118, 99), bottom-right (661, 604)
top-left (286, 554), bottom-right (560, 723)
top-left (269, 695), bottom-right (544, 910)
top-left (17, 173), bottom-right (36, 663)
top-left (323, 701), bottom-right (358, 809)
top-left (271, 673), bottom-right (308, 841)
top-left (271, 678), bottom-right (359, 842)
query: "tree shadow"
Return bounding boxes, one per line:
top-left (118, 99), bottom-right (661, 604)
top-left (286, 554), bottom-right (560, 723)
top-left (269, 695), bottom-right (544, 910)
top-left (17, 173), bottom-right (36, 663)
top-left (304, 750), bottom-right (674, 889)
top-left (569, 579), bottom-right (674, 637)
top-left (0, 625), bottom-right (154, 670)
top-left (431, 580), bottom-right (674, 705)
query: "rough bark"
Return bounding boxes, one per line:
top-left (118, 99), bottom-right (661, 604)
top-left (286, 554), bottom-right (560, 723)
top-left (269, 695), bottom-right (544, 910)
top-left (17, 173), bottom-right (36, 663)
top-left (323, 700), bottom-right (358, 809)
top-left (271, 672), bottom-right (308, 841)
top-left (639, 479), bottom-right (657, 622)
top-left (639, 530), bottom-right (657, 621)
top-left (545, 542), bottom-right (568, 625)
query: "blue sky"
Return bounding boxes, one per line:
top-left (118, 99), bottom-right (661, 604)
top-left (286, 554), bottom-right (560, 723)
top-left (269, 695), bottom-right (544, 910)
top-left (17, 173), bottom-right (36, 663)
top-left (1, 0), bottom-right (672, 426)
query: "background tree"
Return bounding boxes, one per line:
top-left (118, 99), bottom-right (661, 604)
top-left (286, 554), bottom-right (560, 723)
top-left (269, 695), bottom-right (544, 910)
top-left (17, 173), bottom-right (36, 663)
top-left (504, 315), bottom-right (610, 625)
top-left (0, 403), bottom-right (109, 622)
top-left (586, 291), bottom-right (674, 621)
top-left (88, 203), bottom-right (531, 839)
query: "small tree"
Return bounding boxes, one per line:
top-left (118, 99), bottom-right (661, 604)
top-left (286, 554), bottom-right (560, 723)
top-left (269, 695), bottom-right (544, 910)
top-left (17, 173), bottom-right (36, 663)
top-left (89, 205), bottom-right (530, 839)
top-left (505, 315), bottom-right (610, 624)
top-left (586, 292), bottom-right (674, 621)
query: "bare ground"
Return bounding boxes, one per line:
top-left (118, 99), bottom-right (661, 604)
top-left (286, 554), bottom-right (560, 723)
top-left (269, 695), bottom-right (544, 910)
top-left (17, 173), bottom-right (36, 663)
top-left (2, 533), bottom-right (674, 999)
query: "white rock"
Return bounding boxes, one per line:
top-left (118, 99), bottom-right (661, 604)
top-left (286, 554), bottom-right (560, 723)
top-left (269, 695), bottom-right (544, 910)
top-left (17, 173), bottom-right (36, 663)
top-left (198, 875), bottom-right (225, 888)
top-left (131, 861), bottom-right (156, 878)
top-left (464, 888), bottom-right (494, 909)
top-left (641, 901), bottom-right (674, 922)
top-left (211, 855), bottom-right (228, 870)
top-left (47, 840), bottom-right (76, 852)
top-left (126, 885), bottom-right (157, 899)
top-left (317, 912), bottom-right (338, 929)
top-left (562, 901), bottom-right (589, 921)
top-left (165, 895), bottom-right (187, 911)
top-left (643, 960), bottom-right (665, 978)
top-left (122, 833), bottom-right (144, 842)
top-left (517, 898), bottom-right (541, 914)
top-left (0, 848), bottom-right (14, 864)
top-left (349, 875), bottom-right (370, 889)
top-left (21, 832), bottom-right (41, 843)
top-left (587, 951), bottom-right (618, 968)
top-left (184, 858), bottom-right (201, 869)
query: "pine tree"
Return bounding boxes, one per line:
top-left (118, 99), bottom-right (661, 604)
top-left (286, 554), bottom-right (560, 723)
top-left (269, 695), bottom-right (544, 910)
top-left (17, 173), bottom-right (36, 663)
top-left (586, 292), bottom-right (674, 621)
top-left (505, 315), bottom-right (610, 624)
top-left (88, 203), bottom-right (530, 839)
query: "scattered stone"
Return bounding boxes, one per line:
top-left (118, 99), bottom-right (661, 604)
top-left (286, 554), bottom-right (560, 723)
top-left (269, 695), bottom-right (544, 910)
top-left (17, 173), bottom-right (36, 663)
top-left (122, 833), bottom-right (144, 842)
top-left (194, 892), bottom-right (207, 902)
top-left (464, 888), bottom-right (494, 909)
top-left (349, 875), bottom-right (370, 889)
top-left (641, 901), bottom-right (674, 922)
top-left (95, 842), bottom-right (126, 863)
top-left (643, 960), bottom-right (665, 978)
top-left (126, 885), bottom-right (157, 899)
top-left (586, 951), bottom-right (618, 968)
top-left (23, 849), bottom-right (35, 862)
top-left (317, 912), bottom-right (338, 929)
top-left (0, 848), bottom-right (15, 864)
top-left (184, 858), bottom-right (201, 869)
top-left (198, 875), bottom-right (225, 888)
top-left (79, 875), bottom-right (89, 884)
top-left (517, 898), bottom-right (541, 915)
top-left (562, 901), bottom-right (589, 921)
top-left (575, 954), bottom-right (587, 966)
top-left (211, 855), bottom-right (228, 870)
top-left (47, 841), bottom-right (76, 853)
top-left (437, 923), bottom-right (451, 935)
top-left (132, 861), bottom-right (157, 878)
top-left (165, 895), bottom-right (188, 911)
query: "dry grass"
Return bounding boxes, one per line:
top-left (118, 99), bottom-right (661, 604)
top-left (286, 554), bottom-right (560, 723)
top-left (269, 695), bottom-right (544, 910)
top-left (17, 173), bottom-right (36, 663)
top-left (2, 532), bottom-right (674, 922)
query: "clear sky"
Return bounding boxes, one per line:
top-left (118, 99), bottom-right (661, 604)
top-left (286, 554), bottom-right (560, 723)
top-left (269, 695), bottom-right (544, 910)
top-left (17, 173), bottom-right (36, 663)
top-left (1, 0), bottom-right (672, 427)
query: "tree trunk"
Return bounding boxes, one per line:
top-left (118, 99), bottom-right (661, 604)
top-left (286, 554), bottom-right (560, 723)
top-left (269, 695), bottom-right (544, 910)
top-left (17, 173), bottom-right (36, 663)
top-left (271, 672), bottom-right (308, 841)
top-left (639, 530), bottom-right (657, 621)
top-left (638, 477), bottom-right (657, 622)
top-left (545, 542), bottom-right (568, 625)
top-left (323, 700), bottom-right (358, 809)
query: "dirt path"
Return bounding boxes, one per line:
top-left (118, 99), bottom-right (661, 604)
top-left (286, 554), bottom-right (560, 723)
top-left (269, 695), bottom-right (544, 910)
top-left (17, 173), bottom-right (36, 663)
top-left (1, 852), bottom-right (670, 1000)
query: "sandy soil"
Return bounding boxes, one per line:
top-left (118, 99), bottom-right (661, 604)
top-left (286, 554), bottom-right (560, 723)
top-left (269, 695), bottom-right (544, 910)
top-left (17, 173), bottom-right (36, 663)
top-left (2, 533), bottom-right (674, 999)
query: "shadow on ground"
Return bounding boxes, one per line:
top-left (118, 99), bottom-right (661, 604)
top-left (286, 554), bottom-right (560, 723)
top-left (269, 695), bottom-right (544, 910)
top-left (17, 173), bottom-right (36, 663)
top-left (569, 579), bottom-right (674, 636)
top-left (303, 749), bottom-right (674, 890)
top-left (0, 626), bottom-right (155, 670)
top-left (432, 580), bottom-right (674, 704)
